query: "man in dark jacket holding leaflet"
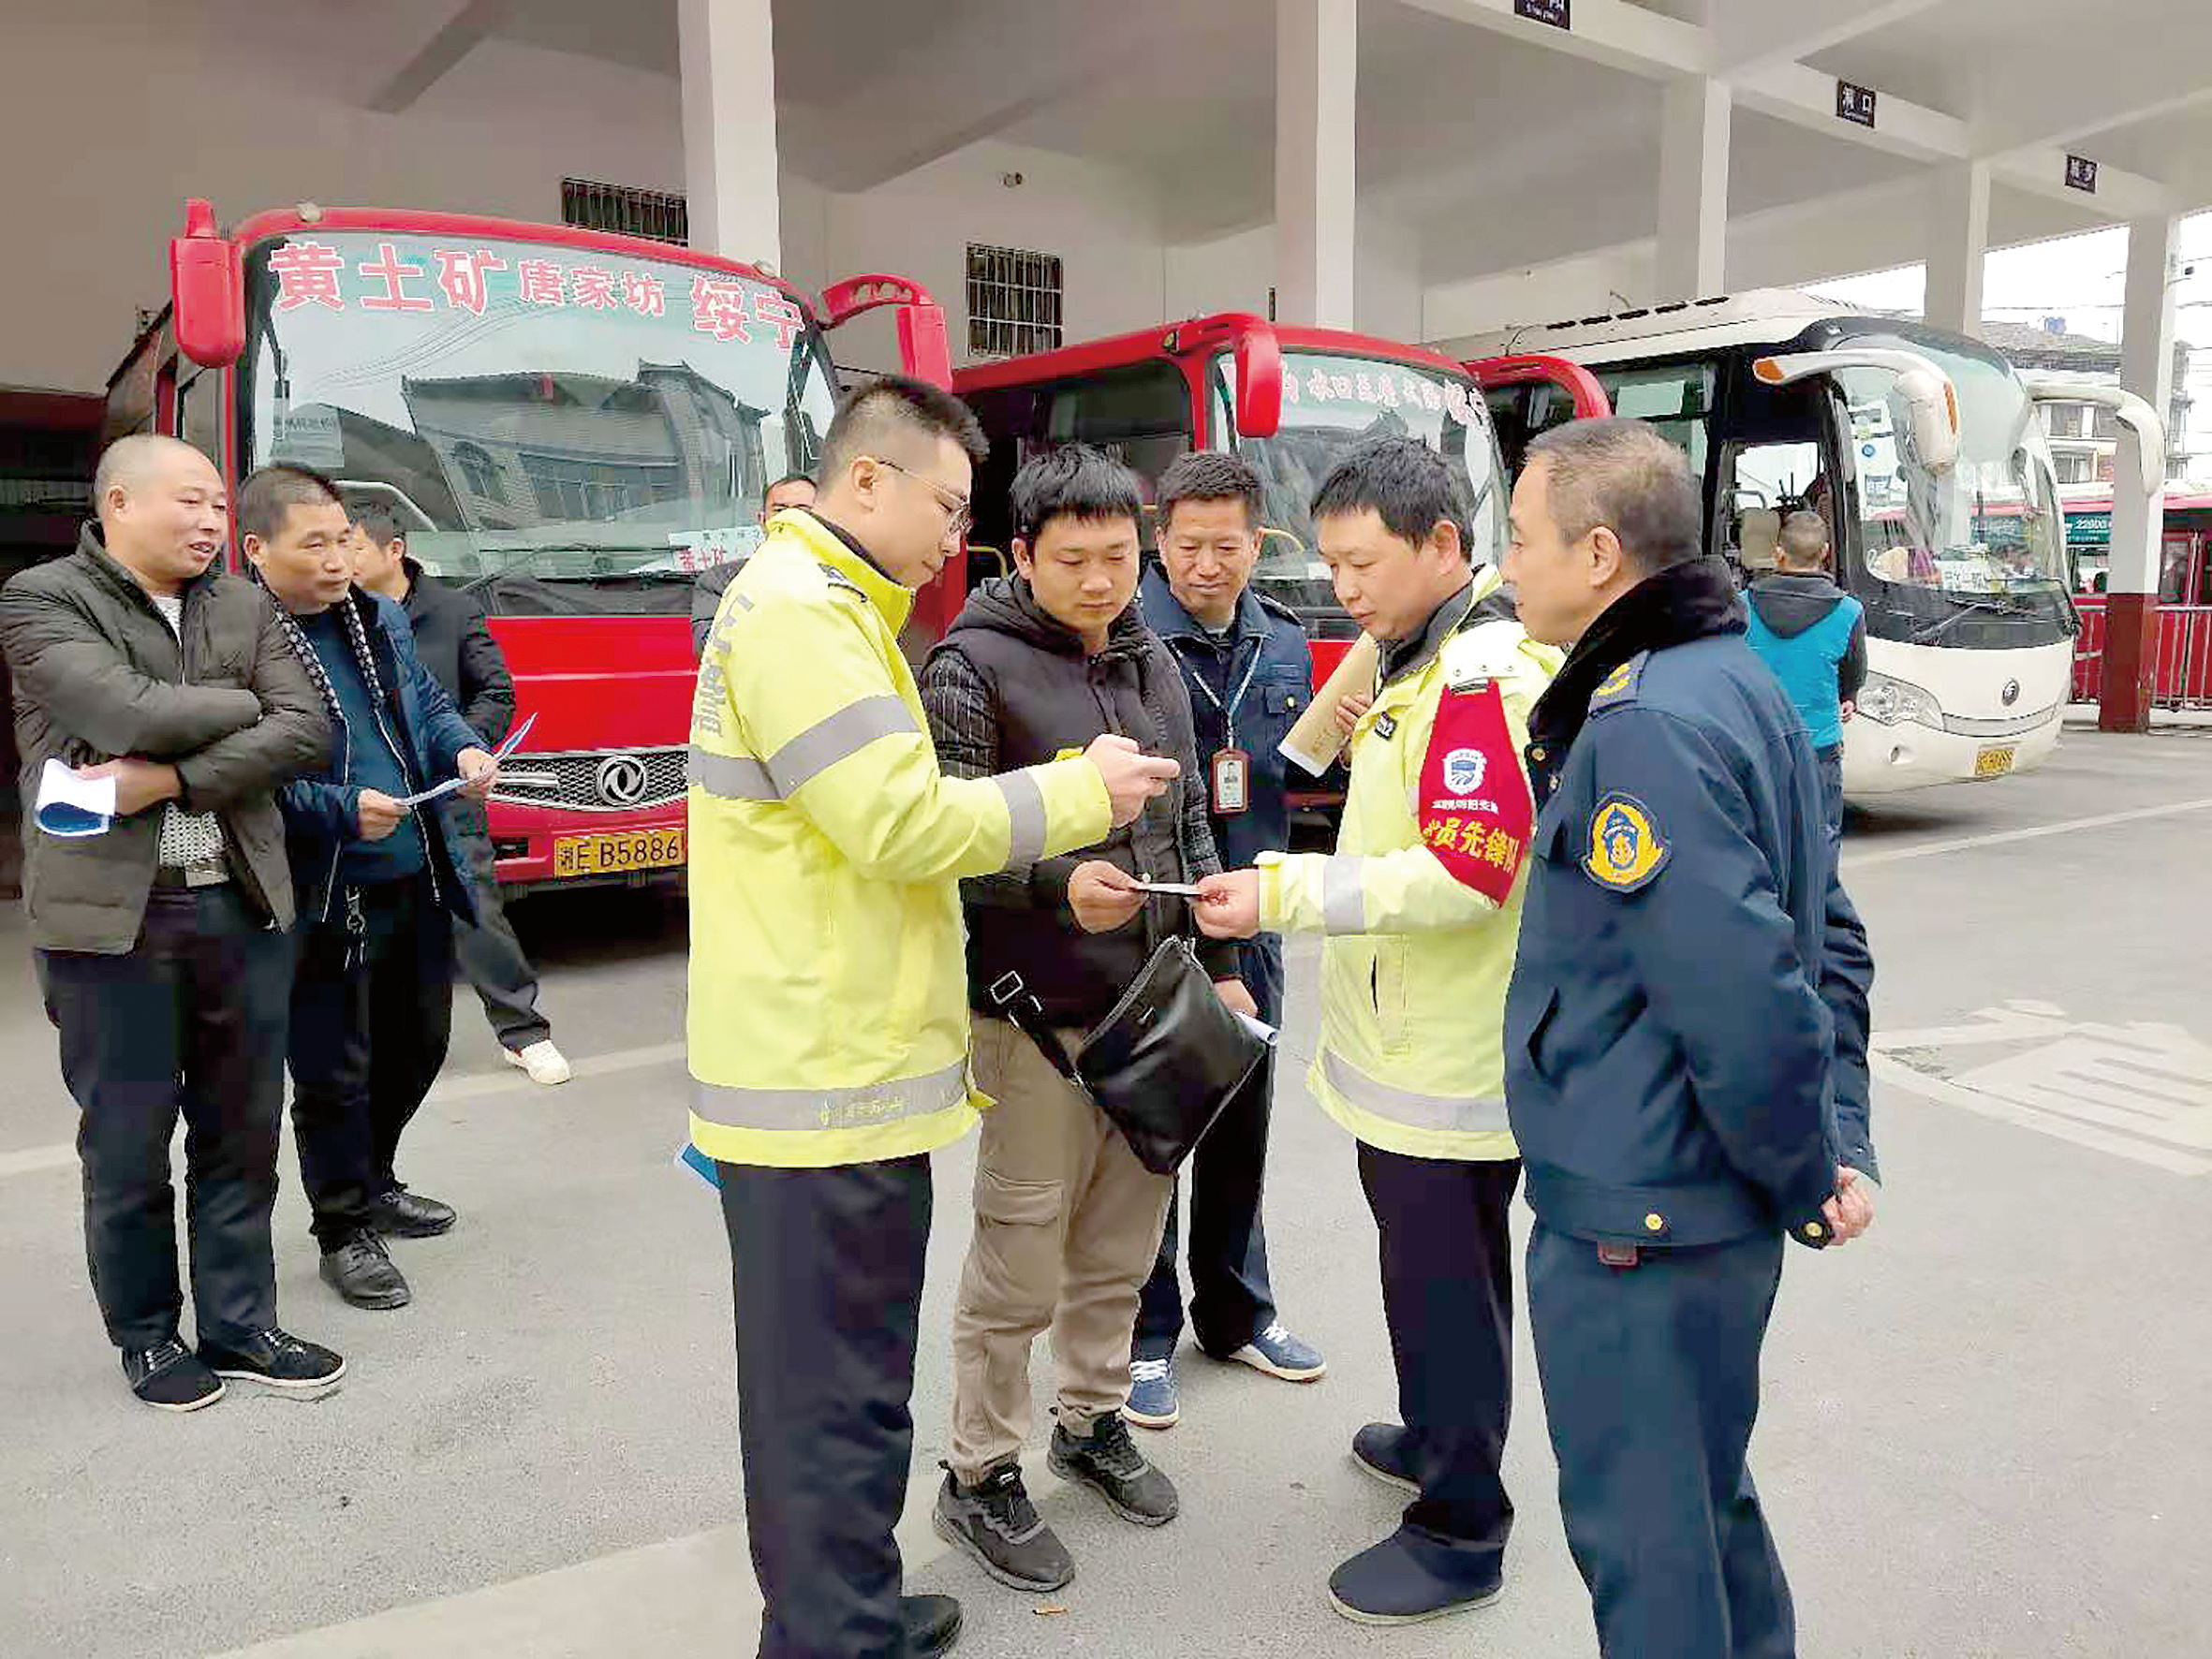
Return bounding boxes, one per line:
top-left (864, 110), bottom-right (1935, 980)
top-left (921, 446), bottom-right (1246, 1596)
top-left (350, 506), bottom-right (569, 1086)
top-left (0, 434), bottom-right (342, 1410)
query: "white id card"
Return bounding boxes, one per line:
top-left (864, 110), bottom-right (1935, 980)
top-left (1210, 747), bottom-right (1250, 815)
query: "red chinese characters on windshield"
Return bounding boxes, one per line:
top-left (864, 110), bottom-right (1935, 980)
top-left (263, 239), bottom-right (794, 340)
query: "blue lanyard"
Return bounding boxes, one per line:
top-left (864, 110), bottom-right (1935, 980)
top-left (1171, 634), bottom-right (1264, 748)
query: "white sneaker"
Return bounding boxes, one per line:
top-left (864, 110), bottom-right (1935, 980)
top-left (504, 1039), bottom-right (572, 1086)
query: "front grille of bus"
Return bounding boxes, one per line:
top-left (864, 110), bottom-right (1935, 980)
top-left (1939, 705), bottom-right (2062, 739)
top-left (489, 747), bottom-right (690, 813)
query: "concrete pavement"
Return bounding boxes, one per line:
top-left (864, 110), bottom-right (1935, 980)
top-left (2, 726), bottom-right (2207, 1657)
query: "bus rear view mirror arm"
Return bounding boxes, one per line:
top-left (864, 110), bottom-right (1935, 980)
top-left (2019, 375), bottom-right (2167, 498)
top-left (1752, 348), bottom-right (1961, 476)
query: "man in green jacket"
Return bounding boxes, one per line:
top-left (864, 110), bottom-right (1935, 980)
top-left (0, 434), bottom-right (342, 1412)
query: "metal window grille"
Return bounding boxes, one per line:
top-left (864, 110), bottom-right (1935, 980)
top-left (562, 179), bottom-right (689, 246)
top-left (966, 244), bottom-right (1063, 359)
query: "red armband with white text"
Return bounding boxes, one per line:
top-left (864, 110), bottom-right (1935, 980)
top-left (1415, 681), bottom-right (1534, 903)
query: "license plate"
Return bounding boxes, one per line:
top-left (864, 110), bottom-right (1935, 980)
top-left (552, 828), bottom-right (686, 877)
top-left (1973, 746), bottom-right (2016, 780)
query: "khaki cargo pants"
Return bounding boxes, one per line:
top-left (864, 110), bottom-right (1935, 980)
top-left (949, 1015), bottom-right (1174, 1484)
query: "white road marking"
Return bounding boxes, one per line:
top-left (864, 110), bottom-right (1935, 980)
top-left (1844, 795), bottom-right (2212, 870)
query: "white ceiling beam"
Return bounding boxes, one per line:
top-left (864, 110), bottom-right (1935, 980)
top-left (1392, 0), bottom-right (1702, 80)
top-left (1993, 148), bottom-right (2174, 222)
top-left (366, 0), bottom-right (511, 114)
top-left (1709, 0), bottom-right (1947, 76)
top-left (1967, 19), bottom-right (2212, 159)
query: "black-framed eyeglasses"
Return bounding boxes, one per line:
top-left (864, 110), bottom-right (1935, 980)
top-left (871, 456), bottom-right (973, 536)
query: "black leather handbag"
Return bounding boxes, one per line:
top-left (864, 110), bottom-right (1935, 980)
top-left (987, 935), bottom-right (1270, 1177)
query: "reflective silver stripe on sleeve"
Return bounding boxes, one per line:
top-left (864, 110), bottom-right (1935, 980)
top-left (693, 1058), bottom-right (969, 1134)
top-left (1322, 856), bottom-right (1367, 935)
top-left (995, 770), bottom-right (1048, 869)
top-left (1320, 1051), bottom-right (1510, 1135)
top-left (766, 695), bottom-right (918, 795)
top-left (689, 746), bottom-right (778, 800)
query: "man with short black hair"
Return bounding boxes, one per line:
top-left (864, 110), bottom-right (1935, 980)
top-left (1503, 417), bottom-right (1877, 1659)
top-left (1198, 436), bottom-right (1556, 1624)
top-left (1, 434), bottom-right (341, 1410)
top-left (922, 444), bottom-right (1240, 1597)
top-left (242, 464), bottom-right (499, 1314)
top-left (691, 471), bottom-right (817, 658)
top-left (1126, 448), bottom-right (1323, 1431)
top-left (1744, 509), bottom-right (1866, 846)
top-left (350, 506), bottom-right (569, 1086)
top-left (690, 380), bottom-right (1176, 1658)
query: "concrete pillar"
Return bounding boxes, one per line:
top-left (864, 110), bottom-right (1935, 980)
top-left (2101, 213), bottom-right (2180, 733)
top-left (1275, 0), bottom-right (1357, 330)
top-left (1654, 76), bottom-right (1731, 303)
top-left (679, 0), bottom-right (782, 270)
top-left (1924, 161), bottom-right (1990, 340)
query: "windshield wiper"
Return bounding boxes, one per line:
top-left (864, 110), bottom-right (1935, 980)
top-left (461, 543), bottom-right (688, 591)
top-left (1910, 596), bottom-right (2024, 644)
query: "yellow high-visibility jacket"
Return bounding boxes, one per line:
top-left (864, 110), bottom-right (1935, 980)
top-left (687, 510), bottom-right (1112, 1167)
top-left (1260, 567), bottom-right (1561, 1162)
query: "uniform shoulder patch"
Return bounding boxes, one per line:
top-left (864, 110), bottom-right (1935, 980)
top-left (1587, 651), bottom-right (1649, 715)
top-left (1582, 790), bottom-right (1670, 891)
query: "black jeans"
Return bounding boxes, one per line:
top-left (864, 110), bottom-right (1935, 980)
top-left (1816, 744), bottom-right (1845, 855)
top-left (1135, 933), bottom-right (1283, 1358)
top-left (1358, 1143), bottom-right (1521, 1588)
top-left (451, 814), bottom-right (550, 1050)
top-left (720, 1156), bottom-right (932, 1659)
top-left (288, 874), bottom-right (454, 1248)
top-left (39, 884), bottom-right (291, 1350)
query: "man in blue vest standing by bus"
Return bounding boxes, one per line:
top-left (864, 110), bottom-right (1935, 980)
top-left (1744, 510), bottom-right (1865, 847)
top-left (1126, 450), bottom-right (1325, 1430)
top-left (1500, 418), bottom-right (1877, 1659)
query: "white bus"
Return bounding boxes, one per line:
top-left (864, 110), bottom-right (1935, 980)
top-left (1449, 290), bottom-right (2127, 794)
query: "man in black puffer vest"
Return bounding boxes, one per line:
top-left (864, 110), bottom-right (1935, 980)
top-left (921, 446), bottom-right (1247, 1598)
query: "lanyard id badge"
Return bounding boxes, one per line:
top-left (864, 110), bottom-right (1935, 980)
top-left (1210, 747), bottom-right (1251, 815)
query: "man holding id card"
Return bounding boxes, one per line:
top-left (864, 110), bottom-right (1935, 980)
top-left (1126, 451), bottom-right (1327, 1433)
top-left (1195, 438), bottom-right (1559, 1627)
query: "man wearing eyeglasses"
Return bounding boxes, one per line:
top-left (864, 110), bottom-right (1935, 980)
top-left (687, 375), bottom-right (1180, 1658)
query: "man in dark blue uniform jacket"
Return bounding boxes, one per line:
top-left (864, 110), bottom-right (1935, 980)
top-left (1500, 418), bottom-right (1878, 1659)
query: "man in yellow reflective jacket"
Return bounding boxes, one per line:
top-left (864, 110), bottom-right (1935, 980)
top-left (688, 376), bottom-right (1179, 1659)
top-left (1198, 437), bottom-right (1559, 1628)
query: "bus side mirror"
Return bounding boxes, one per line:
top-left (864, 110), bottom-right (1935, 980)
top-left (1235, 327), bottom-right (1283, 439)
top-left (1754, 348), bottom-right (1960, 475)
top-left (171, 199), bottom-right (244, 369)
top-left (2020, 375), bottom-right (2166, 497)
top-left (896, 301), bottom-right (952, 390)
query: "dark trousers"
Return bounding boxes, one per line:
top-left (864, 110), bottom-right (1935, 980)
top-left (288, 874), bottom-right (454, 1248)
top-left (1816, 743), bottom-right (1845, 854)
top-left (1527, 1223), bottom-right (1795, 1659)
top-left (38, 884), bottom-right (291, 1349)
top-left (451, 816), bottom-right (549, 1050)
top-left (719, 1156), bottom-right (932, 1659)
top-left (1135, 933), bottom-right (1282, 1358)
top-left (1358, 1143), bottom-right (1520, 1587)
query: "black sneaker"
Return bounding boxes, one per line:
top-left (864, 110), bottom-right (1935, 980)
top-left (932, 1464), bottom-right (1074, 1593)
top-left (370, 1185), bottom-right (456, 1239)
top-left (1328, 1529), bottom-right (1503, 1625)
top-left (123, 1339), bottom-right (224, 1413)
top-left (320, 1231), bottom-right (412, 1309)
top-left (1047, 1414), bottom-right (1178, 1527)
top-left (1351, 1422), bottom-right (1421, 1495)
top-left (900, 1592), bottom-right (963, 1656)
top-left (199, 1329), bottom-right (347, 1395)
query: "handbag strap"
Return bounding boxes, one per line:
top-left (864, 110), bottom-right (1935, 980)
top-left (983, 970), bottom-right (1083, 1083)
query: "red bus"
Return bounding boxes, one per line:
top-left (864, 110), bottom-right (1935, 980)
top-left (2065, 492), bottom-right (2212, 708)
top-left (112, 199), bottom-right (950, 891)
top-left (949, 316), bottom-right (1509, 693)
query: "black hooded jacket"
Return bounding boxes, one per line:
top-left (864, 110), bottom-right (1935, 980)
top-left (919, 577), bottom-right (1235, 1026)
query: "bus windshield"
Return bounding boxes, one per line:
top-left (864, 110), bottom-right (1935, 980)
top-left (1213, 352), bottom-right (1507, 620)
top-left (239, 229), bottom-right (838, 615)
top-left (1828, 326), bottom-right (2072, 647)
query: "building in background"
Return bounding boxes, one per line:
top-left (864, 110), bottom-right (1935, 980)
top-left (1983, 316), bottom-right (2194, 487)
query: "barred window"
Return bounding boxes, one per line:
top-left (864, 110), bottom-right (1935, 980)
top-left (561, 179), bottom-right (689, 247)
top-left (966, 244), bottom-right (1063, 359)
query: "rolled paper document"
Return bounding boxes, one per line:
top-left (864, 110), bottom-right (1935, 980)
top-left (1277, 632), bottom-right (1379, 777)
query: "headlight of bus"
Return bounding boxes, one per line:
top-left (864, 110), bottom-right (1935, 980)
top-left (1856, 672), bottom-right (1942, 727)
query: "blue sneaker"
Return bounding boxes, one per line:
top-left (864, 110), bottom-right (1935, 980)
top-left (1126, 1355), bottom-right (1179, 1429)
top-left (1225, 1321), bottom-right (1326, 1382)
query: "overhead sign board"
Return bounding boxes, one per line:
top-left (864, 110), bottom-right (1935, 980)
top-left (1514, 0), bottom-right (1570, 28)
top-left (1836, 81), bottom-right (1878, 128)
